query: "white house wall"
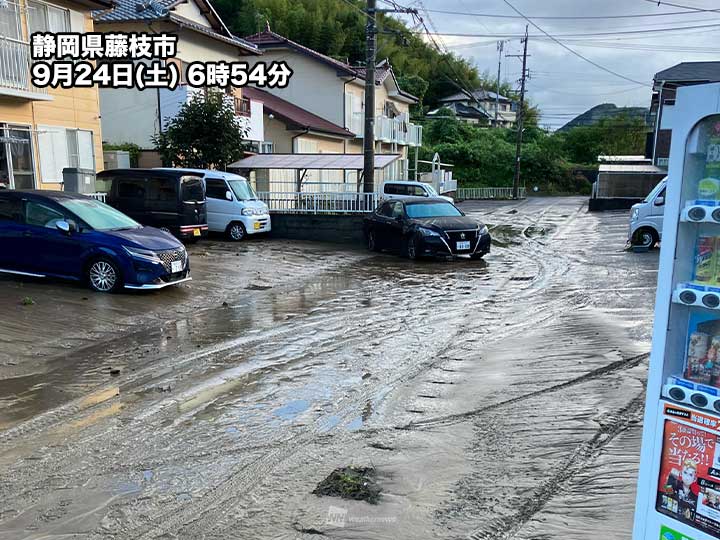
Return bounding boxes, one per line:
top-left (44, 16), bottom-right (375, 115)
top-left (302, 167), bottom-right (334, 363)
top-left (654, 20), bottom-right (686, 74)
top-left (172, 1), bottom-right (214, 28)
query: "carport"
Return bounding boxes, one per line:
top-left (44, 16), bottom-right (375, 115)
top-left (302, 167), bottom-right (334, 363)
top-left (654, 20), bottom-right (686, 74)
top-left (228, 153), bottom-right (401, 193)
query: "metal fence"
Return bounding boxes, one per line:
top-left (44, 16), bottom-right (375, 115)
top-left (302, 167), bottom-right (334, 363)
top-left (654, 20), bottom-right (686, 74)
top-left (457, 187), bottom-right (526, 200)
top-left (0, 37), bottom-right (46, 95)
top-left (258, 191), bottom-right (378, 214)
top-left (88, 192), bottom-right (107, 203)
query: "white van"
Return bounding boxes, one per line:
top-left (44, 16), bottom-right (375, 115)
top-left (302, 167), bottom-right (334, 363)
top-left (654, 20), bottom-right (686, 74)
top-left (156, 169), bottom-right (270, 241)
top-left (628, 177), bottom-right (667, 248)
top-left (381, 181), bottom-right (454, 203)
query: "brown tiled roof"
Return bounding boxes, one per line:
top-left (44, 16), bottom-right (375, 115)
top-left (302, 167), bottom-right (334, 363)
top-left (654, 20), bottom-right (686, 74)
top-left (243, 87), bottom-right (354, 138)
top-left (245, 30), bottom-right (357, 77)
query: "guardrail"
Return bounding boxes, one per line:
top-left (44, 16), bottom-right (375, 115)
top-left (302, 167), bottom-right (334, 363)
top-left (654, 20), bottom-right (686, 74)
top-left (258, 191), bottom-right (378, 214)
top-left (457, 187), bottom-right (526, 200)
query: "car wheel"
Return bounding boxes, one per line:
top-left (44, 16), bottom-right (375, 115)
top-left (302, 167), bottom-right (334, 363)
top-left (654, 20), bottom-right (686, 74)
top-left (367, 229), bottom-right (379, 252)
top-left (405, 235), bottom-right (418, 260)
top-left (227, 222), bottom-right (246, 241)
top-left (87, 258), bottom-right (122, 293)
top-left (633, 228), bottom-right (658, 249)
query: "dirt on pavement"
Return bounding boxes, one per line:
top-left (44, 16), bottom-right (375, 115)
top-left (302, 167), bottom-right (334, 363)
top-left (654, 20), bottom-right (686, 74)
top-left (0, 197), bottom-right (658, 539)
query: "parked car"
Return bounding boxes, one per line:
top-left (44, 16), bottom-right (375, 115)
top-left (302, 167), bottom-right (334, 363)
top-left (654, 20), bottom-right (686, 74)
top-left (364, 197), bottom-right (490, 260)
top-left (629, 176), bottom-right (667, 248)
top-left (0, 190), bottom-right (190, 292)
top-left (381, 180), bottom-right (454, 203)
top-left (98, 169), bottom-right (208, 241)
top-left (156, 169), bottom-right (270, 241)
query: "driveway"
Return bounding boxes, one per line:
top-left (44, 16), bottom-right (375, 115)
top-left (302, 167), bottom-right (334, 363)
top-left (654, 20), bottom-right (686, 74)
top-left (0, 197), bottom-right (658, 539)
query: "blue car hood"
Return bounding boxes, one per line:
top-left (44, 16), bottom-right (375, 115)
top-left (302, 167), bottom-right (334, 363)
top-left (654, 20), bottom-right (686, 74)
top-left (103, 227), bottom-right (182, 250)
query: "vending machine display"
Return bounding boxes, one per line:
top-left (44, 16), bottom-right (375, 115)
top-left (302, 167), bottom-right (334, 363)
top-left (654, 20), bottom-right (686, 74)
top-left (634, 84), bottom-right (720, 540)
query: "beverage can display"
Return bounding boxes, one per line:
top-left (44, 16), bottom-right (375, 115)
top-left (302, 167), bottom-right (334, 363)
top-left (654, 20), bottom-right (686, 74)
top-left (694, 236), bottom-right (718, 284)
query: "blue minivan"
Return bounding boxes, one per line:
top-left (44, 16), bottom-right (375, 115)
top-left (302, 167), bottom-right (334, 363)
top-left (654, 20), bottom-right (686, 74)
top-left (0, 190), bottom-right (191, 293)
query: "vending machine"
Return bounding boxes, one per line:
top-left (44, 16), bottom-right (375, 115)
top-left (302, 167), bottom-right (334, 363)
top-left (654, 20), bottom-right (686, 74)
top-left (634, 82), bottom-right (720, 540)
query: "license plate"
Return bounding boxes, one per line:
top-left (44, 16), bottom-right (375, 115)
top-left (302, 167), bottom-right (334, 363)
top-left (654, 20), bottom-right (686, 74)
top-left (171, 260), bottom-right (183, 273)
top-left (254, 222), bottom-right (261, 230)
top-left (456, 241), bottom-right (471, 250)
top-left (193, 228), bottom-right (201, 237)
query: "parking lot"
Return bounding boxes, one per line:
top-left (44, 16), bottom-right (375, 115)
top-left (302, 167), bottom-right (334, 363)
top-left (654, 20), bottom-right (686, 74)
top-left (0, 197), bottom-right (658, 539)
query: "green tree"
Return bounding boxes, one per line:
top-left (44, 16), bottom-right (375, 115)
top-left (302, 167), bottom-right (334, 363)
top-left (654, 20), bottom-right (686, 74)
top-left (153, 92), bottom-right (248, 170)
top-left (561, 114), bottom-right (647, 164)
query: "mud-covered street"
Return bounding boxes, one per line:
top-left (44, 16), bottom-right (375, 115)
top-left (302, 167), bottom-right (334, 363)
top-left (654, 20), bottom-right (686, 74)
top-left (0, 197), bottom-right (658, 540)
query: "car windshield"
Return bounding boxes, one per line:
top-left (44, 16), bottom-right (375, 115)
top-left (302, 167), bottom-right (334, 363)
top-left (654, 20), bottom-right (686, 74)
top-left (406, 202), bottom-right (462, 218)
top-left (643, 179), bottom-right (667, 203)
top-left (228, 179), bottom-right (258, 200)
top-left (59, 198), bottom-right (141, 231)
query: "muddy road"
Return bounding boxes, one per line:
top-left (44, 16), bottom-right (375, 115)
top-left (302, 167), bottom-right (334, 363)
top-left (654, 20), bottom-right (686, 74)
top-left (0, 197), bottom-right (658, 539)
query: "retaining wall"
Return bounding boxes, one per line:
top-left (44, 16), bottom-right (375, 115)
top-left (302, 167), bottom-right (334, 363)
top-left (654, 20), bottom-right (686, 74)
top-left (269, 213), bottom-right (367, 245)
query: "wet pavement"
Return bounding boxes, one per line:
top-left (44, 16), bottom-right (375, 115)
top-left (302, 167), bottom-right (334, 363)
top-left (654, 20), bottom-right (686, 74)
top-left (0, 197), bottom-right (658, 539)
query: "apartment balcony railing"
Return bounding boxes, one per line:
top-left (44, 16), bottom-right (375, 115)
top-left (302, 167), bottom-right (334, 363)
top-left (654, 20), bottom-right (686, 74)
top-left (350, 112), bottom-right (423, 147)
top-left (0, 37), bottom-right (49, 99)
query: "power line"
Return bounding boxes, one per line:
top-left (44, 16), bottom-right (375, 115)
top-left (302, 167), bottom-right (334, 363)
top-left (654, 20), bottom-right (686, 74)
top-left (413, 21), bottom-right (720, 39)
top-left (421, 6), bottom-right (709, 20)
top-left (495, 0), bottom-right (650, 87)
top-left (642, 0), bottom-right (720, 13)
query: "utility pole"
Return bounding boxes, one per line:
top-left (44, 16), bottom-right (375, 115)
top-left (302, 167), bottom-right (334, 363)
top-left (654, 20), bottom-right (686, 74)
top-left (362, 1), bottom-right (418, 193)
top-left (362, 0), bottom-right (377, 194)
top-left (511, 26), bottom-right (528, 200)
top-left (495, 40), bottom-right (504, 128)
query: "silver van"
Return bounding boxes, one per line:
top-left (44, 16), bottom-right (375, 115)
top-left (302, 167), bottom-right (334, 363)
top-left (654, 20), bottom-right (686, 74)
top-left (628, 177), bottom-right (667, 248)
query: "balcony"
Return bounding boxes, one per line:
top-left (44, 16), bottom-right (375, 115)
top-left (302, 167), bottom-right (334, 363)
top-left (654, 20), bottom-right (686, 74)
top-left (0, 37), bottom-right (50, 100)
top-left (350, 112), bottom-right (423, 147)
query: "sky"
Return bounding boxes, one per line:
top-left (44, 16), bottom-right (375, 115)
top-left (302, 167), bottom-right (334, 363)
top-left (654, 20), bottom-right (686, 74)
top-left (394, 0), bottom-right (720, 129)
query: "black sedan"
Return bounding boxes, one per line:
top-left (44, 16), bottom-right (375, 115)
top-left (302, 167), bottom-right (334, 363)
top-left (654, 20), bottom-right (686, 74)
top-left (364, 198), bottom-right (490, 260)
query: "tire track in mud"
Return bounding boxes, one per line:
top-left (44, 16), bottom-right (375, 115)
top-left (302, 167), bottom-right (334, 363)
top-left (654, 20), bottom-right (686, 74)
top-left (467, 391), bottom-right (646, 540)
top-left (120, 206), bottom-right (584, 539)
top-left (398, 352), bottom-right (649, 431)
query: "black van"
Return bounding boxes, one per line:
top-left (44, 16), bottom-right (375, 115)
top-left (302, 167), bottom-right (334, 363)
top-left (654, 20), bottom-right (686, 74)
top-left (98, 169), bottom-right (208, 240)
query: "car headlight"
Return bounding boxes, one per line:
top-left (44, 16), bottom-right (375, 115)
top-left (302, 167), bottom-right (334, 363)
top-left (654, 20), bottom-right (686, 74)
top-left (478, 224), bottom-right (489, 235)
top-left (241, 208), bottom-right (254, 216)
top-left (417, 227), bottom-right (440, 237)
top-left (123, 246), bottom-right (161, 264)
top-left (631, 208), bottom-right (639, 222)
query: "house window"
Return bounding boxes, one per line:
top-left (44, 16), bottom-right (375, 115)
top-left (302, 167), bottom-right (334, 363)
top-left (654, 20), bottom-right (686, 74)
top-left (234, 97), bottom-right (251, 117)
top-left (259, 141), bottom-right (273, 154)
top-left (0, 0), bottom-right (22, 40)
top-left (27, 1), bottom-right (71, 35)
top-left (0, 124), bottom-right (35, 189)
top-left (37, 126), bottom-right (94, 183)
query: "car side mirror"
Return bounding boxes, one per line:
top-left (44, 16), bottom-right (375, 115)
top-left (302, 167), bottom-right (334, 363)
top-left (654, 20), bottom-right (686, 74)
top-left (654, 196), bottom-right (665, 206)
top-left (56, 220), bottom-right (72, 234)
top-left (225, 190), bottom-right (233, 201)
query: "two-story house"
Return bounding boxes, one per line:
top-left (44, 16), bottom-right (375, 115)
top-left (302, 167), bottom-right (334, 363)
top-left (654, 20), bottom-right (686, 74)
top-left (0, 0), bottom-right (111, 190)
top-left (428, 89), bottom-right (517, 128)
top-left (92, 0), bottom-right (264, 167)
top-left (243, 27), bottom-right (421, 190)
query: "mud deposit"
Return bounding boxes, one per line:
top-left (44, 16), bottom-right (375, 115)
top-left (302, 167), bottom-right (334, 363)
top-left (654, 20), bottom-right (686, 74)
top-left (0, 198), bottom-right (657, 539)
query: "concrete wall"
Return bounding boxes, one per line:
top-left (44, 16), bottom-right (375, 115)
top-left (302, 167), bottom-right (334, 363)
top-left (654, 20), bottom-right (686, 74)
top-left (100, 86), bottom-right (159, 148)
top-left (269, 213), bottom-right (367, 245)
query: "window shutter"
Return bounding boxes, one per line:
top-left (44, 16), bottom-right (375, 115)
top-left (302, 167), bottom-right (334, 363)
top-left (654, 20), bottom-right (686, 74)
top-left (77, 130), bottom-right (95, 170)
top-left (38, 126), bottom-right (70, 183)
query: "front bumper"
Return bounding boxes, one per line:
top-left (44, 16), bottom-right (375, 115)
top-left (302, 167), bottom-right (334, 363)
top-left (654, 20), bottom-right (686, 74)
top-left (420, 232), bottom-right (491, 257)
top-left (243, 214), bottom-right (271, 235)
top-left (125, 275), bottom-right (192, 290)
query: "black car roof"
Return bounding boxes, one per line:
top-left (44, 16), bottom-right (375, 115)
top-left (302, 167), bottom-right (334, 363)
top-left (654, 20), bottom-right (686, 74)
top-left (97, 168), bottom-right (204, 178)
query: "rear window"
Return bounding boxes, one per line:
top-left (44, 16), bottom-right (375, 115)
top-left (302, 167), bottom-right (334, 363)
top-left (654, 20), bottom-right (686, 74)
top-left (181, 176), bottom-right (205, 202)
top-left (384, 184), bottom-right (407, 195)
top-left (147, 177), bottom-right (177, 202)
top-left (117, 178), bottom-right (146, 198)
